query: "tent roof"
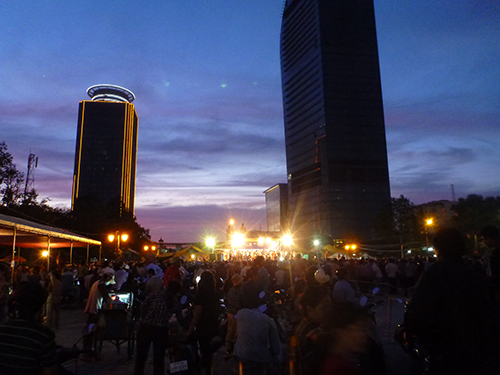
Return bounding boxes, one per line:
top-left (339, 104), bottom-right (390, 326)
top-left (175, 246), bottom-right (210, 256)
top-left (0, 213), bottom-right (101, 248)
top-left (158, 245), bottom-right (210, 260)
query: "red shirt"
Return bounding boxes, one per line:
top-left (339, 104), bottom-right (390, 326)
top-left (163, 266), bottom-right (182, 287)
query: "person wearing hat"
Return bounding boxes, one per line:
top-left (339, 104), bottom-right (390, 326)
top-left (314, 267), bottom-right (331, 286)
top-left (225, 273), bottom-right (244, 357)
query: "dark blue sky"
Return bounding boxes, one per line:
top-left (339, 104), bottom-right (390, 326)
top-left (1, 1), bottom-right (499, 242)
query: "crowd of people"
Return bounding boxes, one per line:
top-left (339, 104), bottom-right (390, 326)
top-left (0, 225), bottom-right (500, 374)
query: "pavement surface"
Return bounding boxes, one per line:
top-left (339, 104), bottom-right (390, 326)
top-left (55, 294), bottom-right (422, 375)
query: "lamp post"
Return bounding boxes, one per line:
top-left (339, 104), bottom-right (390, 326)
top-left (226, 219), bottom-right (235, 242)
top-left (344, 244), bottom-right (357, 259)
top-left (425, 218), bottom-right (434, 248)
top-left (206, 236), bottom-right (216, 260)
top-left (158, 237), bottom-right (164, 255)
top-left (42, 250), bottom-right (49, 270)
top-left (313, 239), bottom-right (320, 260)
top-left (108, 231), bottom-right (128, 257)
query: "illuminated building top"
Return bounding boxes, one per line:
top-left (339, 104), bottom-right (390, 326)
top-left (87, 84), bottom-right (135, 103)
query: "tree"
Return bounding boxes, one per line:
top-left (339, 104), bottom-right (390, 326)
top-left (374, 195), bottom-right (421, 245)
top-left (451, 194), bottom-right (500, 235)
top-left (392, 195), bottom-right (420, 244)
top-left (0, 142), bottom-right (24, 206)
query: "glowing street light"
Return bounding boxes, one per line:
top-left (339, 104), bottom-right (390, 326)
top-left (42, 250), bottom-right (50, 269)
top-left (206, 237), bottom-right (216, 248)
top-left (206, 236), bottom-right (216, 259)
top-left (108, 231), bottom-right (128, 255)
top-left (425, 218), bottom-right (434, 247)
top-left (313, 239), bottom-right (321, 259)
top-left (144, 244), bottom-right (158, 255)
top-left (229, 219), bottom-right (235, 226)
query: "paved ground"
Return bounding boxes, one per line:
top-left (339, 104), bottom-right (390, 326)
top-left (55, 295), bottom-right (422, 375)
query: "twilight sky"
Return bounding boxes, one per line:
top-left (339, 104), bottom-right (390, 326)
top-left (1, 1), bottom-right (499, 243)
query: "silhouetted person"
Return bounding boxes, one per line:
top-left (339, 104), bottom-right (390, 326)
top-left (234, 280), bottom-right (282, 374)
top-left (406, 227), bottom-right (498, 374)
top-left (321, 302), bottom-right (371, 375)
top-left (295, 285), bottom-right (332, 375)
top-left (186, 271), bottom-right (220, 375)
top-left (0, 281), bottom-right (57, 374)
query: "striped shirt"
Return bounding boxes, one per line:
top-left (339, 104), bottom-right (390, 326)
top-left (0, 318), bottom-right (57, 375)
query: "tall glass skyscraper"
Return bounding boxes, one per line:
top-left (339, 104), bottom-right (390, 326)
top-left (281, 0), bottom-right (391, 243)
top-left (71, 85), bottom-right (138, 219)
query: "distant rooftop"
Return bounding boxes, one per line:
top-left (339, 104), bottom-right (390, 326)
top-left (87, 84), bottom-right (135, 103)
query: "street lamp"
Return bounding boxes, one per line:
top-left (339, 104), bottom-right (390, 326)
top-left (42, 250), bottom-right (49, 270)
top-left (206, 237), bottom-right (216, 249)
top-left (108, 231), bottom-right (128, 255)
top-left (206, 236), bottom-right (216, 260)
top-left (313, 239), bottom-right (320, 260)
top-left (425, 218), bottom-right (434, 247)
